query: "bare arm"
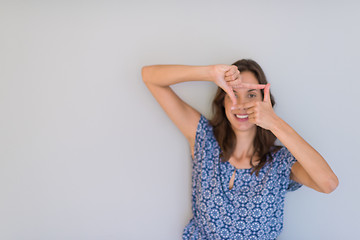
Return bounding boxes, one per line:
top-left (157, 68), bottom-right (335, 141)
top-left (234, 84), bottom-right (339, 194)
top-left (141, 64), bottom-right (241, 157)
top-left (141, 65), bottom-right (209, 149)
top-left (271, 118), bottom-right (339, 194)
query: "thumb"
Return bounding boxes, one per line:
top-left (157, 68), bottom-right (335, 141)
top-left (263, 83), bottom-right (271, 103)
top-left (224, 85), bottom-right (237, 106)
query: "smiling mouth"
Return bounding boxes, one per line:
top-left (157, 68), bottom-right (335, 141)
top-left (235, 114), bottom-right (248, 119)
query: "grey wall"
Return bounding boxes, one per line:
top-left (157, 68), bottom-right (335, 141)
top-left (1, 1), bottom-right (359, 239)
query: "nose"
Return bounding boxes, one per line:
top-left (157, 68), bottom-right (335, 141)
top-left (230, 93), bottom-right (251, 113)
top-left (235, 95), bottom-right (250, 105)
top-left (230, 99), bottom-right (246, 113)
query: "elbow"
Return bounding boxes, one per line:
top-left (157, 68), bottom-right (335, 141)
top-left (321, 175), bottom-right (339, 194)
top-left (141, 66), bottom-right (151, 83)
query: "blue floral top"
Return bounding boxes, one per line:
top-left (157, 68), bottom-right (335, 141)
top-left (183, 115), bottom-right (302, 240)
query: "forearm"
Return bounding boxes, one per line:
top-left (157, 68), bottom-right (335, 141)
top-left (141, 65), bottom-right (214, 87)
top-left (271, 117), bottom-right (339, 192)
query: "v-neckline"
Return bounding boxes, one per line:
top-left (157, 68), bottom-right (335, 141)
top-left (221, 161), bottom-right (252, 191)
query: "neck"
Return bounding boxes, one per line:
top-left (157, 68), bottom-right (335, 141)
top-left (232, 127), bottom-right (257, 158)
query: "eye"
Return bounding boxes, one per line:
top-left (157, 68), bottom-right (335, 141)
top-left (248, 93), bottom-right (257, 98)
top-left (233, 91), bottom-right (239, 98)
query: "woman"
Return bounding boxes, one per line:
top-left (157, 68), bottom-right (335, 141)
top-left (141, 59), bottom-right (338, 240)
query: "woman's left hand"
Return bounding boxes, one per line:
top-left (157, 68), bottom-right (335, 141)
top-left (232, 84), bottom-right (280, 131)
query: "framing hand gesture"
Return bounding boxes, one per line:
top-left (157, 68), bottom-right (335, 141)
top-left (231, 83), bottom-right (279, 130)
top-left (212, 65), bottom-right (267, 105)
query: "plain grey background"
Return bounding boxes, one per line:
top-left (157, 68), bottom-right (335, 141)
top-left (1, 1), bottom-right (359, 239)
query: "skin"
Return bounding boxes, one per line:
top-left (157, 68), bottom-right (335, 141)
top-left (142, 64), bottom-right (339, 194)
top-left (223, 71), bottom-right (265, 169)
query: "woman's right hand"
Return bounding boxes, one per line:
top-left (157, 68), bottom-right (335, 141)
top-left (210, 64), bottom-right (266, 105)
top-left (211, 64), bottom-right (242, 105)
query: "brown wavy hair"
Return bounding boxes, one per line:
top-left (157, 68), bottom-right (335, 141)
top-left (209, 59), bottom-right (281, 176)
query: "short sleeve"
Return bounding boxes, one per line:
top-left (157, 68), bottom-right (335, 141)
top-left (194, 115), bottom-right (210, 151)
top-left (275, 147), bottom-right (303, 192)
top-left (192, 115), bottom-right (220, 171)
top-left (284, 147), bottom-right (303, 192)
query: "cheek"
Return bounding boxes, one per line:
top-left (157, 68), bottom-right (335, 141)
top-left (223, 99), bottom-right (232, 118)
top-left (223, 96), bottom-right (232, 109)
top-left (225, 105), bottom-right (233, 120)
top-left (225, 108), bottom-right (232, 119)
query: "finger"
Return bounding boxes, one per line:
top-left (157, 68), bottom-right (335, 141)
top-left (226, 69), bottom-right (241, 80)
top-left (224, 74), bottom-right (239, 82)
top-left (224, 71), bottom-right (239, 81)
top-left (231, 102), bottom-right (255, 111)
top-left (226, 78), bottom-right (242, 87)
top-left (245, 106), bottom-right (256, 115)
top-left (233, 83), bottom-right (266, 90)
top-left (225, 65), bottom-right (238, 76)
top-left (223, 86), bottom-right (237, 106)
top-left (263, 83), bottom-right (271, 103)
top-left (248, 115), bottom-right (257, 125)
top-left (248, 113), bottom-right (255, 120)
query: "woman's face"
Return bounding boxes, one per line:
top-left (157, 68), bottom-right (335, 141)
top-left (224, 71), bottom-right (263, 133)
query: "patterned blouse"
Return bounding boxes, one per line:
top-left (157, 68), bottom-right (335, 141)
top-left (183, 115), bottom-right (302, 240)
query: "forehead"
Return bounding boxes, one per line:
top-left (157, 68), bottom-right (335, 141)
top-left (233, 71), bottom-right (261, 93)
top-left (240, 71), bottom-right (259, 84)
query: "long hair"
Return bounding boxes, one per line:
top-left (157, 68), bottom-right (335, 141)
top-left (209, 59), bottom-right (281, 176)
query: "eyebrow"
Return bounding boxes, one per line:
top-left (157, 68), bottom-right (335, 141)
top-left (234, 89), bottom-right (257, 92)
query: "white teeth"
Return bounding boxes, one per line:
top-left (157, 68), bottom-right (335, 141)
top-left (236, 114), bottom-right (248, 119)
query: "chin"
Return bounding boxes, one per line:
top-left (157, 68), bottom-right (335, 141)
top-left (233, 125), bottom-right (256, 132)
top-left (230, 120), bottom-right (256, 132)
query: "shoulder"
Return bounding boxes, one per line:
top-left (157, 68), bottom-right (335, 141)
top-left (195, 115), bottom-right (215, 140)
top-left (193, 115), bottom-right (220, 160)
top-left (270, 146), bottom-right (297, 173)
top-left (271, 146), bottom-right (294, 160)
